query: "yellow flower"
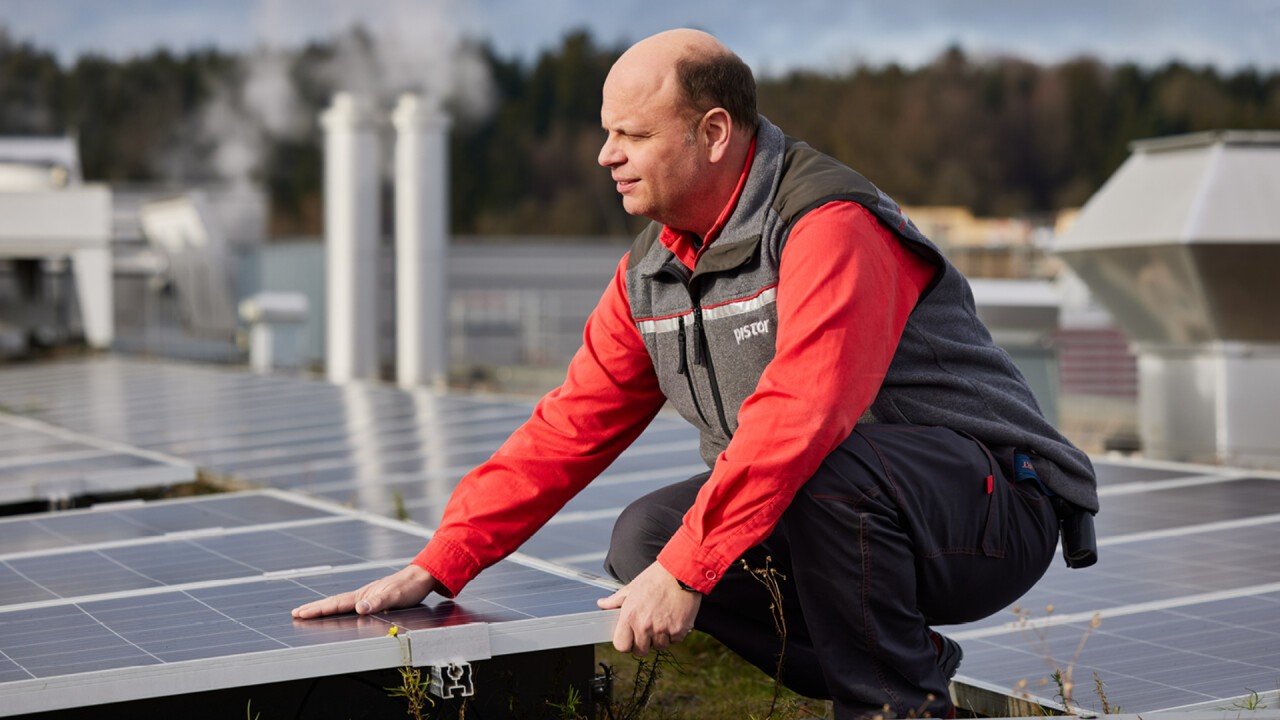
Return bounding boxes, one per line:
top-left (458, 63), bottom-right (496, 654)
top-left (387, 625), bottom-right (399, 637)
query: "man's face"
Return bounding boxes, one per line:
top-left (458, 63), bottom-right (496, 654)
top-left (598, 69), bottom-right (708, 232)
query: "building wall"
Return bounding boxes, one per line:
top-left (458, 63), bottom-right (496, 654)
top-left (236, 239), bottom-right (628, 378)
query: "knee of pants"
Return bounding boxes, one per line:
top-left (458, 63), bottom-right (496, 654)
top-left (604, 497), bottom-right (683, 584)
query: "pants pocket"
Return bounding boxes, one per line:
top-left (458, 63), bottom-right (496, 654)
top-left (852, 424), bottom-right (1009, 560)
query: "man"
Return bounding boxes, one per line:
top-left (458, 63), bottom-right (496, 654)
top-left (294, 28), bottom-right (1098, 718)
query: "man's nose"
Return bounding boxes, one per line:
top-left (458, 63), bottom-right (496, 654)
top-left (598, 136), bottom-right (621, 168)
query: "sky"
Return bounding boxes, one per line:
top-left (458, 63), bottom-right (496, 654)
top-left (1, 0), bottom-right (1279, 76)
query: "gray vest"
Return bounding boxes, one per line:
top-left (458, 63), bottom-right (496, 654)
top-left (625, 118), bottom-right (1097, 512)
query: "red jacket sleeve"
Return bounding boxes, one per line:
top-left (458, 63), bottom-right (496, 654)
top-left (656, 202), bottom-right (938, 592)
top-left (413, 253), bottom-right (666, 595)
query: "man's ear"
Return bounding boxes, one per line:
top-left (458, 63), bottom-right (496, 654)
top-left (702, 108), bottom-right (733, 163)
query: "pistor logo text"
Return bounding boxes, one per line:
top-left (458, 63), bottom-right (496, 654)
top-left (733, 319), bottom-right (770, 344)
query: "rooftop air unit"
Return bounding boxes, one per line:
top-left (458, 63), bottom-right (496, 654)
top-left (1055, 131), bottom-right (1280, 467)
top-left (0, 137), bottom-right (112, 351)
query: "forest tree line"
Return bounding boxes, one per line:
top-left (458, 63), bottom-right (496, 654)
top-left (3, 27), bottom-right (1278, 238)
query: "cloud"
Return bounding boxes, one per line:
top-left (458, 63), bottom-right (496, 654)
top-left (2, 0), bottom-right (1277, 73)
top-left (0, 0), bottom-right (254, 62)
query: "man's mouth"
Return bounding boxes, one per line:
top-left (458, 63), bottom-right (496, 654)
top-left (615, 178), bottom-right (638, 193)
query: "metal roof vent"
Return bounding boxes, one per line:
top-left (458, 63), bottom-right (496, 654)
top-left (1055, 130), bottom-right (1280, 467)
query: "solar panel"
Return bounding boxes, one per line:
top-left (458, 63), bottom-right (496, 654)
top-left (0, 492), bottom-right (333, 554)
top-left (0, 357), bottom-right (702, 581)
top-left (0, 414), bottom-right (194, 507)
top-left (948, 467), bottom-right (1280, 713)
top-left (1090, 458), bottom-right (1207, 485)
top-left (3, 357), bottom-right (1280, 714)
top-left (0, 490), bottom-right (616, 716)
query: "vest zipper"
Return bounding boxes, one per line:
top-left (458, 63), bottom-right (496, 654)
top-left (689, 285), bottom-right (733, 439)
top-left (676, 320), bottom-right (689, 375)
top-left (676, 317), bottom-right (710, 427)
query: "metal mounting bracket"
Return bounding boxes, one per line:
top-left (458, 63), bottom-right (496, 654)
top-left (429, 662), bottom-right (475, 699)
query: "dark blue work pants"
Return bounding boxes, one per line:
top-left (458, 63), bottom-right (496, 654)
top-left (605, 424), bottom-right (1059, 719)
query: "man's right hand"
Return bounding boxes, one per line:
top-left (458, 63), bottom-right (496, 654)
top-left (291, 564), bottom-right (441, 619)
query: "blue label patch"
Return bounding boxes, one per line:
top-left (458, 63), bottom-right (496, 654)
top-left (1015, 453), bottom-right (1039, 482)
top-left (1015, 452), bottom-right (1054, 496)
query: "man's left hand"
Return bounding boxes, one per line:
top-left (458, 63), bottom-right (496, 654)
top-left (597, 561), bottom-right (701, 656)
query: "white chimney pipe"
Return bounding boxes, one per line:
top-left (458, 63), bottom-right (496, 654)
top-left (392, 93), bottom-right (451, 390)
top-left (321, 93), bottom-right (380, 384)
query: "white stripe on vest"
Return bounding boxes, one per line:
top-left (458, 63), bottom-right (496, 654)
top-left (635, 287), bottom-right (778, 335)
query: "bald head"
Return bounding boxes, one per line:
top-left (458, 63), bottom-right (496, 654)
top-left (615, 28), bottom-right (727, 72)
top-left (598, 29), bottom-right (757, 233)
top-left (608, 29), bottom-right (758, 134)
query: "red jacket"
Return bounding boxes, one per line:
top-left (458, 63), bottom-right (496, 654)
top-left (414, 149), bottom-right (936, 595)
